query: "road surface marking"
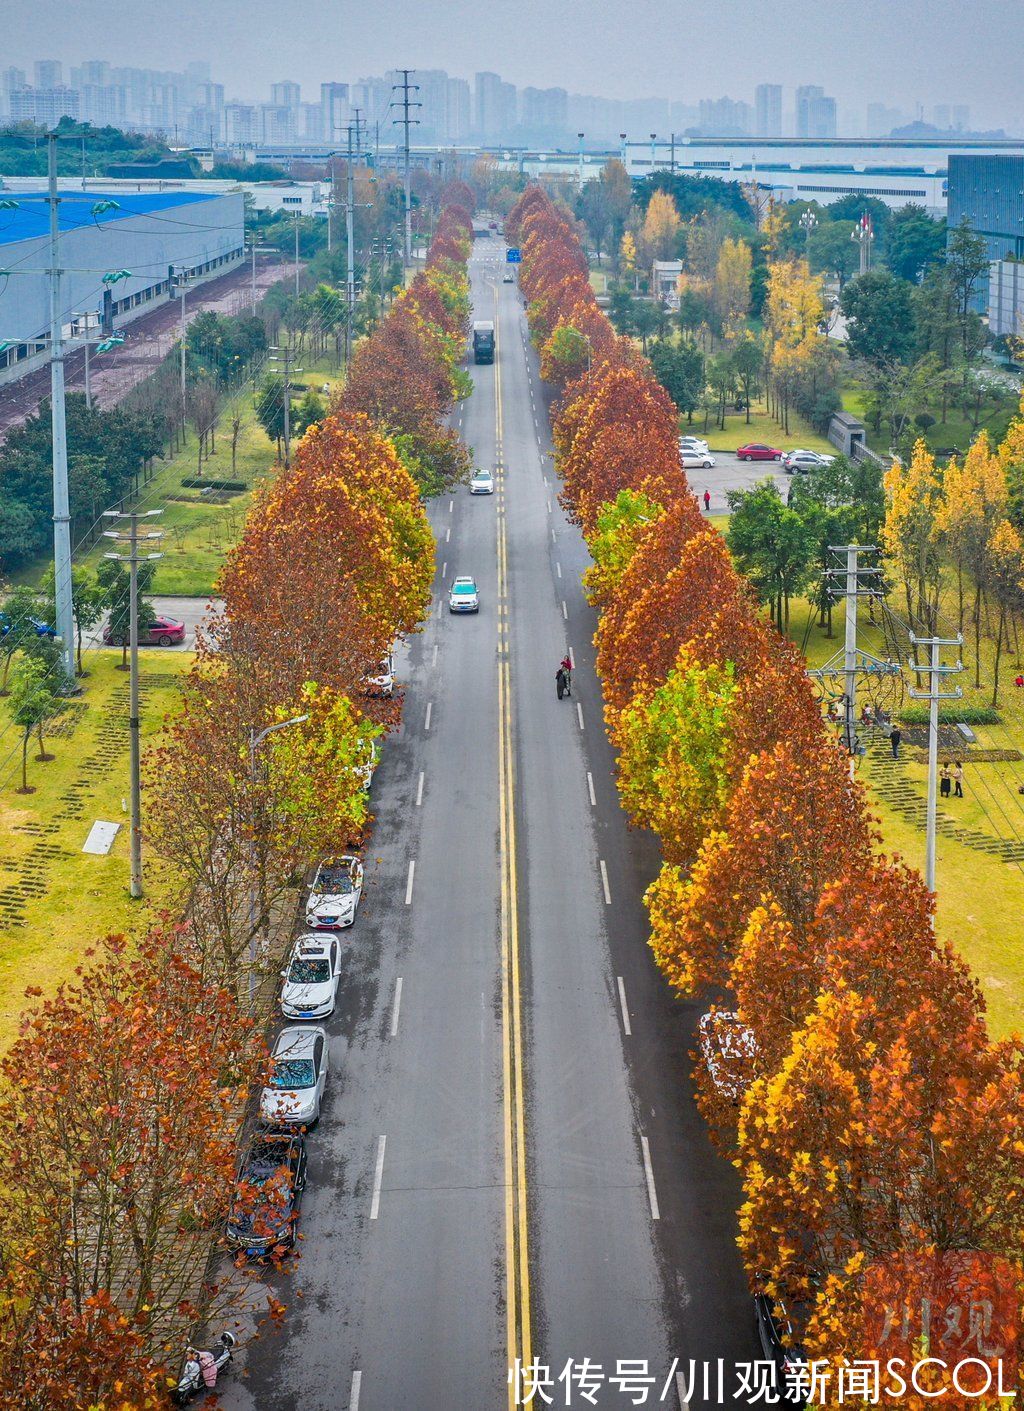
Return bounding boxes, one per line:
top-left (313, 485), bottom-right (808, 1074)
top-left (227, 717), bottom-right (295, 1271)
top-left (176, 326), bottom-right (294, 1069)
top-left (546, 499), bottom-right (551, 513)
top-left (556, 561), bottom-right (562, 578)
top-left (561, 600), bottom-right (568, 620)
top-left (405, 860), bottom-right (415, 905)
top-left (641, 1134), bottom-right (661, 1220)
top-left (494, 291), bottom-right (532, 1404)
top-left (569, 647), bottom-right (575, 668)
top-left (391, 977), bottom-right (403, 1037)
top-left (676, 1373), bottom-right (690, 1410)
top-left (551, 527), bottom-right (556, 543)
top-left (445, 526), bottom-right (450, 542)
top-left (600, 860), bottom-right (612, 905)
top-left (577, 702), bottom-right (584, 730)
top-left (370, 1136), bottom-right (387, 1220)
top-left (350, 1371), bottom-right (362, 1410)
top-left (416, 771), bottom-right (424, 806)
top-left (441, 562), bottom-right (447, 579)
top-left (448, 498), bottom-right (454, 512)
top-left (432, 643), bottom-right (438, 668)
top-left (617, 976), bottom-right (632, 1035)
top-left (425, 702), bottom-right (432, 731)
top-left (587, 772), bottom-right (596, 806)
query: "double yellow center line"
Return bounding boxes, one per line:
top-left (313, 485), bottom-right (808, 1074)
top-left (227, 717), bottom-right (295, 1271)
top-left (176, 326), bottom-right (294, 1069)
top-left (494, 288), bottom-right (533, 1405)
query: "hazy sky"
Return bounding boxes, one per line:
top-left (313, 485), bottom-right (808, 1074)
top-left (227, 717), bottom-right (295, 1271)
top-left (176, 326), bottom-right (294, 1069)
top-left (2, 0), bottom-right (1022, 127)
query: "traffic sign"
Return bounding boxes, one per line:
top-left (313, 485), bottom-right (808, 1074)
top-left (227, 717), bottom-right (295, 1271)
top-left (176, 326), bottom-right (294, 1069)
top-left (506, 248), bottom-right (521, 263)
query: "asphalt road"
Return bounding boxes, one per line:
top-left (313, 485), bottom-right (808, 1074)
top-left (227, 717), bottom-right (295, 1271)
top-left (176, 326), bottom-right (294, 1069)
top-left (216, 236), bottom-right (753, 1411)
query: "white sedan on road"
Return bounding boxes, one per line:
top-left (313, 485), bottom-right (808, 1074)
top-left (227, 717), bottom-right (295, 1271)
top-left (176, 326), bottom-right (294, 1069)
top-left (680, 448), bottom-right (717, 470)
top-left (449, 576), bottom-right (480, 613)
top-left (305, 855), bottom-right (363, 930)
top-left (260, 1026), bottom-right (329, 1127)
top-left (470, 469), bottom-right (495, 494)
top-left (280, 935), bottom-right (343, 1020)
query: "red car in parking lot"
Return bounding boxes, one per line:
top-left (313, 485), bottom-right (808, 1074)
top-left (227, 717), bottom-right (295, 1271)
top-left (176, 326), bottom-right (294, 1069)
top-left (736, 442), bottom-right (783, 462)
top-left (103, 615), bottom-right (186, 647)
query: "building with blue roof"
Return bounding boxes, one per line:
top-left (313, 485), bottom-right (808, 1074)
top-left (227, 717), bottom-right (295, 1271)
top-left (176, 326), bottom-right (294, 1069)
top-left (0, 186), bottom-right (244, 386)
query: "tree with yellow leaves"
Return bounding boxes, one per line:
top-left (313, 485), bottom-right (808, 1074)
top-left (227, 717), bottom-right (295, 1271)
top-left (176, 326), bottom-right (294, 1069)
top-left (640, 189), bottom-right (681, 265)
top-left (713, 236), bottom-right (752, 338)
top-left (935, 431), bottom-right (1007, 682)
top-left (987, 517), bottom-right (1024, 704)
top-left (882, 438), bottom-right (944, 631)
top-left (619, 230), bottom-right (638, 290)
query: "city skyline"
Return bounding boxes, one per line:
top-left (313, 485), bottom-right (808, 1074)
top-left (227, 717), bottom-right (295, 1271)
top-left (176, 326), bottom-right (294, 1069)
top-left (0, 0), bottom-right (1016, 129)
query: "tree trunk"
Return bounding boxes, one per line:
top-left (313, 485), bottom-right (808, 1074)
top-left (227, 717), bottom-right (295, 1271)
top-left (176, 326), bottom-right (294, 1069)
top-left (19, 730), bottom-right (29, 794)
top-left (993, 603), bottom-right (1005, 707)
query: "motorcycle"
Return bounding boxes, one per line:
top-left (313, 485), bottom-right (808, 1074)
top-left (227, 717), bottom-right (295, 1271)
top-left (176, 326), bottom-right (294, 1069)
top-left (172, 1331), bottom-right (237, 1404)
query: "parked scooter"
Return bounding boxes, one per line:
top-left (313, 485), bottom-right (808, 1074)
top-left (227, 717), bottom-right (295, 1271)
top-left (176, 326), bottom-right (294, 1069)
top-left (172, 1331), bottom-right (237, 1404)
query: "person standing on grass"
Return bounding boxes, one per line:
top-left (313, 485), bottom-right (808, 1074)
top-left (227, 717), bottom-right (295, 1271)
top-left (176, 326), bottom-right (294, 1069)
top-left (890, 725), bottom-right (901, 760)
top-left (953, 760), bottom-right (964, 798)
top-left (940, 762), bottom-right (952, 798)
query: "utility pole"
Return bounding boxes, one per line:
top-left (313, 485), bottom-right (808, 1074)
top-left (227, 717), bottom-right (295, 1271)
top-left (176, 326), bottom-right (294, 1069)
top-left (577, 131), bottom-right (585, 189)
top-left (670, 131), bottom-right (676, 175)
top-left (293, 210), bottom-right (301, 297)
top-left (346, 111), bottom-right (361, 366)
top-left (46, 133), bottom-right (75, 688)
top-left (269, 344), bottom-right (301, 468)
top-left (808, 545), bottom-right (898, 766)
top-left (102, 509), bottom-right (163, 899)
top-left (390, 70), bottom-right (421, 268)
top-left (909, 633), bottom-right (964, 891)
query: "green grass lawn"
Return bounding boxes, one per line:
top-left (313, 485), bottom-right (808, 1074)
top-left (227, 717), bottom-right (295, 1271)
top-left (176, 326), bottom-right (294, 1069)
top-left (787, 593), bottom-right (1024, 1038)
top-left (691, 405), bottom-right (835, 454)
top-left (842, 387), bottom-right (1018, 459)
top-left (0, 650), bottom-right (190, 1048)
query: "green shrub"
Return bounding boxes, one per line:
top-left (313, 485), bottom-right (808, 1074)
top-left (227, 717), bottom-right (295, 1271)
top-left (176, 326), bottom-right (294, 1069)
top-left (899, 705), bottom-right (1001, 726)
top-left (181, 477), bottom-right (248, 492)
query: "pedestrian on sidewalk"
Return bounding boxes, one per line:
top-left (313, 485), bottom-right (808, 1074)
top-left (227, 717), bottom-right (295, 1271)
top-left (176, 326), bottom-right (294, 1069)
top-left (953, 760), bottom-right (964, 798)
top-left (890, 725), bottom-right (901, 760)
top-left (940, 762), bottom-right (951, 798)
top-left (703, 488), bottom-right (711, 514)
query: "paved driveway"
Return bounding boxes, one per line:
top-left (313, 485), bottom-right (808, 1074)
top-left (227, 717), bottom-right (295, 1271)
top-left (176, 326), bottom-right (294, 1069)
top-left (688, 451), bottom-right (791, 515)
top-left (85, 595), bottom-right (221, 653)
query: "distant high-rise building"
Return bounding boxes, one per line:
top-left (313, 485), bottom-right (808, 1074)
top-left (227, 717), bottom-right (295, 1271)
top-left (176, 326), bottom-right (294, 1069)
top-left (414, 69), bottom-right (450, 143)
top-left (351, 77), bottom-right (392, 128)
top-left (754, 84), bottom-right (782, 138)
top-left (80, 83), bottom-right (128, 127)
top-left (932, 104), bottom-right (951, 131)
top-left (475, 71), bottom-right (516, 140)
top-left (11, 84), bottom-right (80, 126)
top-left (445, 77), bottom-right (472, 143)
top-left (271, 81), bottom-right (301, 109)
top-left (223, 102), bottom-right (259, 146)
top-left (866, 101), bottom-right (905, 137)
top-left (796, 85), bottom-right (836, 139)
top-left (260, 103), bottom-right (296, 143)
top-left (698, 96), bottom-right (752, 136)
top-left (952, 104), bottom-right (971, 131)
top-left (321, 82), bottom-right (350, 143)
top-left (520, 86), bottom-right (568, 136)
top-left (298, 102), bottom-right (324, 141)
top-left (34, 59), bottom-right (62, 89)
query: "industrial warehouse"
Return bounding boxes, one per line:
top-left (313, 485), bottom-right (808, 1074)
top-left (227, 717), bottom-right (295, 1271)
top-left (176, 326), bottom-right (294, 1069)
top-left (0, 187), bottom-right (245, 386)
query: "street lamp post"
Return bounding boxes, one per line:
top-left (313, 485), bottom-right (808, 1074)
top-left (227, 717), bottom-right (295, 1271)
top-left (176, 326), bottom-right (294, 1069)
top-left (577, 132), bottom-right (585, 188)
top-left (247, 713), bottom-right (310, 1003)
top-left (799, 209), bottom-right (818, 251)
top-left (649, 132), bottom-right (657, 172)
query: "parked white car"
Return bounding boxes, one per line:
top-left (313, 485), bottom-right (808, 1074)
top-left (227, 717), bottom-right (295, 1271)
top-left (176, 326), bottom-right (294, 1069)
top-left (680, 448), bottom-right (716, 469)
top-left (679, 434), bottom-right (710, 454)
top-left (260, 1026), bottom-right (329, 1127)
top-left (364, 653), bottom-right (394, 699)
top-left (782, 448), bottom-right (836, 473)
top-left (355, 738), bottom-right (380, 793)
top-left (280, 935), bottom-right (343, 1020)
top-left (305, 855), bottom-right (363, 930)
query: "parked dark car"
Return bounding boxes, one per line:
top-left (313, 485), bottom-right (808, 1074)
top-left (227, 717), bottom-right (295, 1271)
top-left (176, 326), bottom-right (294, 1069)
top-left (103, 615), bottom-right (185, 647)
top-left (226, 1131), bottom-right (307, 1257)
top-left (754, 1292), bottom-right (808, 1405)
top-left (0, 613), bottom-right (56, 639)
top-left (737, 442), bottom-right (783, 461)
